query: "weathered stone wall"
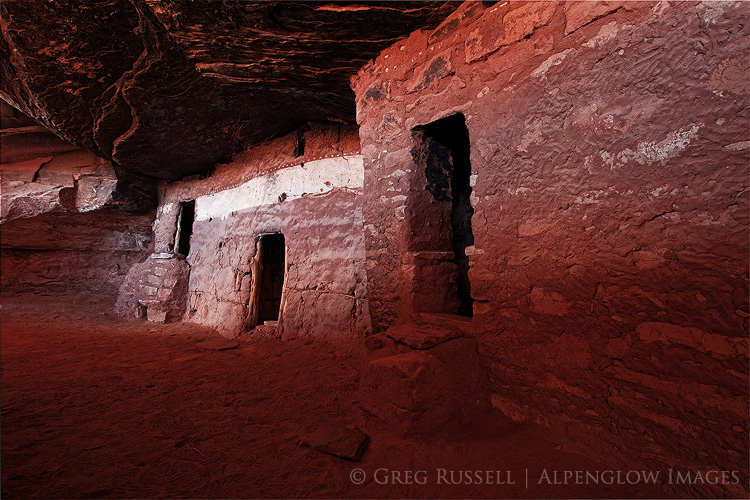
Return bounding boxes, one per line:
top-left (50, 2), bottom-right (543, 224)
top-left (352, 1), bottom-right (748, 497)
top-left (115, 255), bottom-right (190, 323)
top-left (149, 124), bottom-right (369, 339)
top-left (1, 113), bottom-right (153, 295)
top-left (1, 206), bottom-right (152, 295)
top-left (1, 249), bottom-right (144, 295)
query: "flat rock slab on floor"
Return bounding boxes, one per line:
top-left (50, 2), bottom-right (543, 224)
top-left (298, 427), bottom-right (369, 461)
top-left (196, 338), bottom-right (239, 350)
top-left (385, 322), bottom-right (463, 349)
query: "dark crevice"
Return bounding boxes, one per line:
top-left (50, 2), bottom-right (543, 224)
top-left (295, 124), bottom-right (310, 157)
top-left (414, 113), bottom-right (475, 317)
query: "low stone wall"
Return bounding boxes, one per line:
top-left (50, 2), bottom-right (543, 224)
top-left (115, 255), bottom-right (190, 323)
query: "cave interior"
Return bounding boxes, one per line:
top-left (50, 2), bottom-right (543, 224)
top-left (1, 1), bottom-right (748, 499)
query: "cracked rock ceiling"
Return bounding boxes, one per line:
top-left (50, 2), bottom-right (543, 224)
top-left (1, 0), bottom-right (458, 183)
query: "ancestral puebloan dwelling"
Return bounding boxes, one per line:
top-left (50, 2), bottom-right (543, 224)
top-left (1, 1), bottom-right (748, 498)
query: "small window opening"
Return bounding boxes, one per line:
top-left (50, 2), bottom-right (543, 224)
top-left (412, 113), bottom-right (474, 316)
top-left (174, 200), bottom-right (195, 256)
top-left (294, 125), bottom-right (310, 157)
top-left (257, 233), bottom-right (285, 323)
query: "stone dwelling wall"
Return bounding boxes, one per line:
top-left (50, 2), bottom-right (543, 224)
top-left (147, 124), bottom-right (369, 339)
top-left (352, 1), bottom-right (749, 497)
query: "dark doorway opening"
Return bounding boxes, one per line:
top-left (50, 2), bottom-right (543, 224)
top-left (294, 125), bottom-right (310, 157)
top-left (257, 233), bottom-right (286, 323)
top-left (174, 200), bottom-right (195, 256)
top-left (413, 114), bottom-right (474, 316)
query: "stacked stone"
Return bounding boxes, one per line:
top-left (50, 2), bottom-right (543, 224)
top-left (115, 255), bottom-right (190, 323)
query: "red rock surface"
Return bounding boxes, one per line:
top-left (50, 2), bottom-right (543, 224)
top-left (361, 316), bottom-right (490, 439)
top-left (0, 2), bottom-right (747, 498)
top-left (1, 101), bottom-right (154, 295)
top-left (0, 1), bottom-right (457, 180)
top-left (1, 293), bottom-right (671, 499)
top-left (298, 427), bottom-right (369, 462)
top-left (352, 1), bottom-right (749, 497)
top-left (1, 249), bottom-right (144, 296)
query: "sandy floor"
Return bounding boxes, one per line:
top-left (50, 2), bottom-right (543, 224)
top-left (1, 293), bottom-right (668, 499)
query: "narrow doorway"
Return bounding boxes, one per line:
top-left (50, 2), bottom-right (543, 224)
top-left (174, 200), bottom-right (195, 256)
top-left (411, 113), bottom-right (474, 316)
top-left (256, 233), bottom-right (286, 324)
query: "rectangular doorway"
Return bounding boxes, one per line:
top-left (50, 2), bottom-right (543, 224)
top-left (252, 233), bottom-right (286, 325)
top-left (410, 113), bottom-right (474, 316)
top-left (174, 200), bottom-right (195, 256)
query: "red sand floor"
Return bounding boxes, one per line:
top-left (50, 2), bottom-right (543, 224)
top-left (1, 293), bottom-right (669, 499)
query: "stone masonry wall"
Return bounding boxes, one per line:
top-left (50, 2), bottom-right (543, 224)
top-left (116, 255), bottom-right (190, 323)
top-left (149, 124), bottom-right (369, 339)
top-left (352, 1), bottom-right (749, 497)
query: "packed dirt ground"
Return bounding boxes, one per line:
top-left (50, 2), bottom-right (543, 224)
top-left (1, 293), bottom-right (669, 499)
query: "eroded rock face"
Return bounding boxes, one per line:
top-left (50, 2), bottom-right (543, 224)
top-left (353, 1), bottom-right (749, 497)
top-left (2, 151), bottom-right (118, 223)
top-left (1, 249), bottom-right (146, 296)
top-left (0, 0), bottom-right (457, 180)
top-left (1, 101), bottom-right (122, 223)
top-left (0, 203), bottom-right (153, 295)
top-left (1, 101), bottom-right (154, 295)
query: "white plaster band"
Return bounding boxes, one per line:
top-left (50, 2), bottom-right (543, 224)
top-left (194, 155), bottom-right (364, 221)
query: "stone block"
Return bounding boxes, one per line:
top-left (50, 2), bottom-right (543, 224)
top-left (360, 325), bottom-right (488, 438)
top-left (147, 308), bottom-right (167, 324)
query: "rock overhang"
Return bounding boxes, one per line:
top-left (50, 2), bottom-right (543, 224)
top-left (0, 0), bottom-right (459, 182)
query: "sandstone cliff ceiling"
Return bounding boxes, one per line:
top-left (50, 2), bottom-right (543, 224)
top-left (0, 0), bottom-right (457, 181)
